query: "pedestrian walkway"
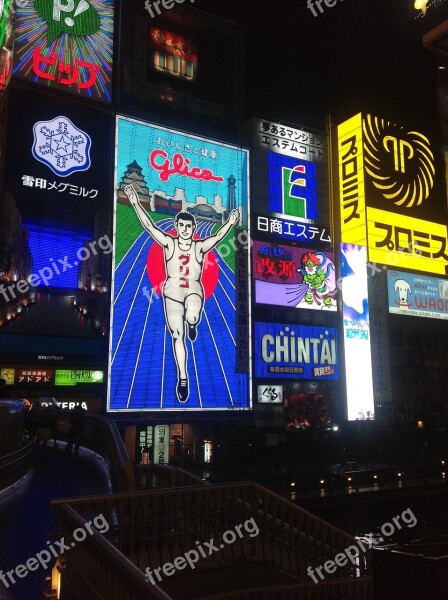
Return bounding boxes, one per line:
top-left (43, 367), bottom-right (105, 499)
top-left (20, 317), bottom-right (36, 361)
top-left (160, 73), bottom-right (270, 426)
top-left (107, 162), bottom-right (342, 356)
top-left (0, 443), bottom-right (111, 600)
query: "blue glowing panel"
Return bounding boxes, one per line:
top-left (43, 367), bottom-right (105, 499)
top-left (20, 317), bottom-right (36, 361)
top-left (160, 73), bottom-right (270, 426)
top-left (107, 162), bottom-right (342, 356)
top-left (268, 153), bottom-right (317, 221)
top-left (387, 269), bottom-right (448, 320)
top-left (24, 223), bottom-right (91, 289)
top-left (254, 322), bottom-right (338, 380)
top-left (108, 116), bottom-right (250, 412)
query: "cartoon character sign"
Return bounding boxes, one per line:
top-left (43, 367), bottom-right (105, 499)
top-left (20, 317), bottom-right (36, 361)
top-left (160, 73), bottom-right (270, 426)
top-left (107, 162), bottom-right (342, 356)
top-left (394, 278), bottom-right (412, 309)
top-left (253, 242), bottom-right (337, 310)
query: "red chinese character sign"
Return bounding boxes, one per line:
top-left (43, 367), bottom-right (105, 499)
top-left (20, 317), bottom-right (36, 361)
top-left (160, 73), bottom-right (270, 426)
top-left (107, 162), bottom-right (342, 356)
top-left (13, 0), bottom-right (114, 102)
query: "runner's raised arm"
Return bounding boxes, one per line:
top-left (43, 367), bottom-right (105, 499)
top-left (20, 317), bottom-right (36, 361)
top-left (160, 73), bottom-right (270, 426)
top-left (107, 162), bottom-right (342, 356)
top-left (124, 184), bottom-right (171, 248)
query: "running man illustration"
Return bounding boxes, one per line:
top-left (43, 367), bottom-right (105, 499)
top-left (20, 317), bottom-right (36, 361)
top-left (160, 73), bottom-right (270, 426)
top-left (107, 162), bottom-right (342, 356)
top-left (124, 183), bottom-right (240, 403)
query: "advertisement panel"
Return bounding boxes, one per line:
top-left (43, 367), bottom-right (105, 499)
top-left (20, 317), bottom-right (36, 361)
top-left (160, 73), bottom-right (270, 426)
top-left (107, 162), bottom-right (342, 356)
top-left (253, 240), bottom-right (337, 310)
top-left (337, 113), bottom-right (367, 246)
top-left (0, 89), bottom-right (114, 362)
top-left (340, 243), bottom-right (375, 421)
top-left (109, 116), bottom-right (250, 411)
top-left (337, 112), bottom-right (448, 276)
top-left (55, 369), bottom-right (104, 385)
top-left (257, 384), bottom-right (283, 404)
top-left (367, 207), bottom-right (448, 276)
top-left (13, 0), bottom-right (114, 103)
top-left (251, 118), bottom-right (331, 245)
top-left (153, 424), bottom-right (169, 465)
top-left (387, 269), bottom-right (448, 320)
top-left (0, 0), bottom-right (14, 93)
top-left (150, 27), bottom-right (198, 82)
top-left (254, 322), bottom-right (338, 380)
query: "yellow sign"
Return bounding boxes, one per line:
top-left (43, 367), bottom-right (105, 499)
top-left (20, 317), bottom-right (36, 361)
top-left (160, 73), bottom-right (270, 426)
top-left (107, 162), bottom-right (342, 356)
top-left (363, 114), bottom-right (435, 209)
top-left (0, 368), bottom-right (14, 385)
top-left (367, 207), bottom-right (448, 276)
top-left (337, 113), bottom-right (367, 245)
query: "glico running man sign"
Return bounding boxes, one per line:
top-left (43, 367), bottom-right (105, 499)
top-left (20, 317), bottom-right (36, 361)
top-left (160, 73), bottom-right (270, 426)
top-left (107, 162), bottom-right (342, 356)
top-left (108, 116), bottom-right (250, 411)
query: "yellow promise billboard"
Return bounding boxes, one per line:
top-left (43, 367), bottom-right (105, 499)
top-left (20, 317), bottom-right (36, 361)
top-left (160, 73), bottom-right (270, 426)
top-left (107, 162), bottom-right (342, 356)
top-left (337, 113), bottom-right (448, 276)
top-left (367, 207), bottom-right (448, 276)
top-left (337, 113), bottom-right (367, 246)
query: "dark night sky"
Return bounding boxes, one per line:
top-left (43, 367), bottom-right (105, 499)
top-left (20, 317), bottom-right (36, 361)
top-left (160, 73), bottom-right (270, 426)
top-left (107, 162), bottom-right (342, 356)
top-left (200, 0), bottom-right (441, 136)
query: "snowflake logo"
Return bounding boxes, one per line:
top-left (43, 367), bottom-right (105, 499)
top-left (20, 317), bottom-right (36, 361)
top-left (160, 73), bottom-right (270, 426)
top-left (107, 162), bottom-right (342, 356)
top-left (32, 116), bottom-right (91, 177)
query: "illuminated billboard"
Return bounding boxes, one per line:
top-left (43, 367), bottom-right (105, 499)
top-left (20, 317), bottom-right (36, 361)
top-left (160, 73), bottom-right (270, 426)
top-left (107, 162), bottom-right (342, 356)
top-left (254, 322), bottom-right (338, 380)
top-left (268, 153), bottom-right (317, 221)
top-left (340, 244), bottom-right (374, 421)
top-left (251, 118), bottom-right (331, 245)
top-left (387, 269), bottom-right (448, 320)
top-left (252, 241), bottom-right (336, 310)
top-left (257, 384), bottom-right (283, 404)
top-left (55, 369), bottom-right (104, 385)
top-left (367, 207), bottom-right (448, 276)
top-left (0, 0), bottom-right (14, 93)
top-left (337, 113), bottom-right (448, 276)
top-left (108, 116), bottom-right (250, 411)
top-left (150, 27), bottom-right (198, 82)
top-left (0, 89), bottom-right (114, 363)
top-left (337, 113), bottom-right (367, 246)
top-left (13, 0), bottom-right (114, 103)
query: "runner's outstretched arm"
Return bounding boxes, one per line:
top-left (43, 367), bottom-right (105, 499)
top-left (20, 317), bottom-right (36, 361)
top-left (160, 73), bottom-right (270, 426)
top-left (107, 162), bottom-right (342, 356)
top-left (200, 209), bottom-right (240, 254)
top-left (124, 184), bottom-right (170, 247)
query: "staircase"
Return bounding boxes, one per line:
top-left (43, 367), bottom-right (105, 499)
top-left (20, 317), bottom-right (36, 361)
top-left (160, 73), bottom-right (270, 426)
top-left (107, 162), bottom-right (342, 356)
top-left (50, 480), bottom-right (372, 599)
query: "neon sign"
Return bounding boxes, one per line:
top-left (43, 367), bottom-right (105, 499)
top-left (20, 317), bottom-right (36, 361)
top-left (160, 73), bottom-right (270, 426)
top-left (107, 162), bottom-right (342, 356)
top-left (108, 116), bottom-right (250, 412)
top-left (149, 149), bottom-right (224, 183)
top-left (13, 0), bottom-right (114, 103)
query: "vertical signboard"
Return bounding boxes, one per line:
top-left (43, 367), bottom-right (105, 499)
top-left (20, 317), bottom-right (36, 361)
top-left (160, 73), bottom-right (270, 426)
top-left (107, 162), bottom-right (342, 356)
top-left (153, 424), bottom-right (169, 465)
top-left (13, 0), bottom-right (114, 103)
top-left (251, 118), bottom-right (331, 245)
top-left (108, 116), bottom-right (250, 411)
top-left (337, 113), bottom-right (367, 246)
top-left (0, 89), bottom-right (114, 362)
top-left (340, 243), bottom-right (375, 420)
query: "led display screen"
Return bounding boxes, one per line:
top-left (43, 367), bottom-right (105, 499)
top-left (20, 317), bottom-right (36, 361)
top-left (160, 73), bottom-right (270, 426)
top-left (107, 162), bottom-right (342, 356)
top-left (0, 89), bottom-right (114, 362)
top-left (252, 240), bottom-right (337, 310)
top-left (254, 322), bottom-right (338, 380)
top-left (387, 269), bottom-right (448, 320)
top-left (340, 243), bottom-right (375, 421)
top-left (108, 116), bottom-right (250, 411)
top-left (13, 0), bottom-right (114, 103)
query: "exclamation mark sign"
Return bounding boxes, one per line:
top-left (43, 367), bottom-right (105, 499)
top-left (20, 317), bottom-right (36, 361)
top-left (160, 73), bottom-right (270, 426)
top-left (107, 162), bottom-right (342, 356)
top-left (64, 0), bottom-right (89, 26)
top-left (74, 0), bottom-right (90, 17)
